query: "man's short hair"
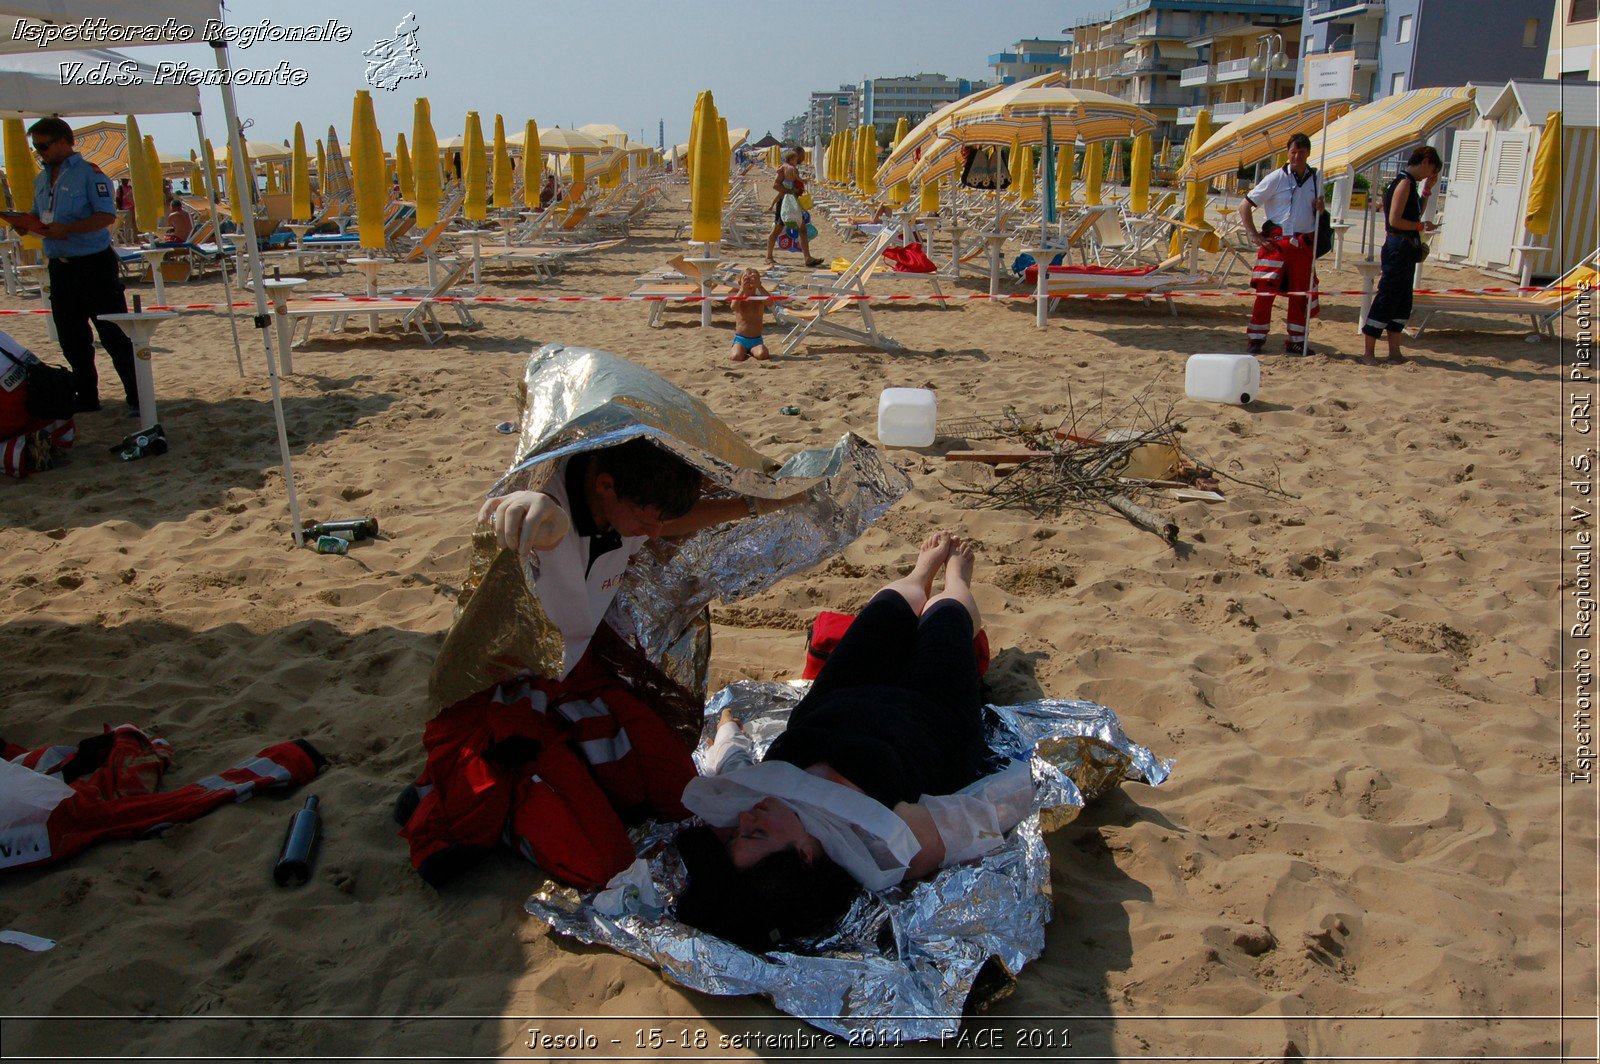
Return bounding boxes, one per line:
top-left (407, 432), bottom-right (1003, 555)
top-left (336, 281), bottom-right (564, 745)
top-left (590, 438), bottom-right (702, 520)
top-left (1286, 133), bottom-right (1312, 151)
top-left (27, 117), bottom-right (73, 144)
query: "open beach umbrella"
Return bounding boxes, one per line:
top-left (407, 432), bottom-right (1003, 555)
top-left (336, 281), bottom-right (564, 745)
top-left (462, 111), bottom-right (486, 221)
top-left (492, 114), bottom-right (512, 208)
top-left (1524, 109), bottom-right (1563, 237)
top-left (875, 75), bottom-right (1032, 188)
top-left (1083, 140), bottom-right (1103, 206)
top-left (1179, 94), bottom-right (1354, 183)
top-left (290, 122), bottom-right (311, 220)
top-left (350, 90), bottom-right (386, 249)
top-left (941, 82), bottom-right (1155, 147)
top-left (539, 127), bottom-right (608, 155)
top-left (437, 134), bottom-right (464, 150)
top-left (412, 98), bottom-right (440, 226)
top-left (520, 120), bottom-right (541, 209)
top-left (1170, 108), bottom-right (1219, 255)
top-left (1308, 86), bottom-right (1475, 179)
top-left (578, 122), bottom-right (628, 147)
top-left (726, 127), bottom-right (749, 152)
top-left (1128, 131), bottom-right (1151, 214)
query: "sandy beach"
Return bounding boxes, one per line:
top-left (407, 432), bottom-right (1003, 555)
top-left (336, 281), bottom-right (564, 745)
top-left (0, 182), bottom-right (1592, 1061)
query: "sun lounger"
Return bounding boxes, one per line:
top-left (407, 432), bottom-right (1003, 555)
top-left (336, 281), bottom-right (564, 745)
top-left (283, 256), bottom-right (477, 346)
top-left (771, 226), bottom-right (903, 355)
top-left (1038, 254), bottom-right (1215, 318)
top-left (1408, 249), bottom-right (1598, 340)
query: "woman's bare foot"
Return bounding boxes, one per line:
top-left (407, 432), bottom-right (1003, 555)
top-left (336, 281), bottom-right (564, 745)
top-left (885, 530), bottom-right (953, 614)
top-left (926, 536), bottom-right (982, 631)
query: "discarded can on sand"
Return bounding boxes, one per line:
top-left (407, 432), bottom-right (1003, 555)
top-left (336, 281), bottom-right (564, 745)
top-left (314, 535), bottom-right (348, 555)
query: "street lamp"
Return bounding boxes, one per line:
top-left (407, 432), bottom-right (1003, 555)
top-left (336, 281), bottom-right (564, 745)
top-left (1249, 33), bottom-right (1290, 109)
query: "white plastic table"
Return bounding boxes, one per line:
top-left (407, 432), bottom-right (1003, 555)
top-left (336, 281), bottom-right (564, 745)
top-left (137, 247), bottom-right (172, 307)
top-left (683, 255), bottom-right (722, 328)
top-left (345, 256), bottom-right (394, 333)
top-left (456, 229), bottom-right (494, 285)
top-left (96, 310), bottom-right (177, 432)
top-left (1021, 244), bottom-right (1071, 329)
top-left (258, 276), bottom-right (307, 375)
top-left (18, 264), bottom-right (54, 342)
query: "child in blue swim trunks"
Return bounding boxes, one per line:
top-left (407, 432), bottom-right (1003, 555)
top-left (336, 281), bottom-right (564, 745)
top-left (730, 268), bottom-right (771, 363)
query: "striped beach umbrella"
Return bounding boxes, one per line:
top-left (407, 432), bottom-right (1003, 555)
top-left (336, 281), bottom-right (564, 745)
top-left (1179, 94), bottom-right (1355, 183)
top-left (1308, 86), bottom-right (1475, 179)
top-left (876, 73), bottom-right (1048, 188)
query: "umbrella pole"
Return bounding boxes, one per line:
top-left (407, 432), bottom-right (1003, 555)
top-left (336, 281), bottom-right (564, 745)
top-left (1305, 101), bottom-right (1329, 358)
top-left (211, 34), bottom-right (304, 547)
top-left (192, 111), bottom-right (245, 378)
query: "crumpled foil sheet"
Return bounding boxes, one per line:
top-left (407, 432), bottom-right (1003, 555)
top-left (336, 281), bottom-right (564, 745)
top-left (428, 344), bottom-right (910, 713)
top-left (526, 680), bottom-right (1172, 1041)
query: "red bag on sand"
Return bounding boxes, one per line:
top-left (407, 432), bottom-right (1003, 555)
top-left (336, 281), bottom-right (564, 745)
top-left (802, 610), bottom-right (992, 680)
top-left (882, 240), bottom-right (937, 274)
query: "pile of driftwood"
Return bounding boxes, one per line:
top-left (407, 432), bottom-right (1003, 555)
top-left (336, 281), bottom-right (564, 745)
top-left (939, 397), bottom-right (1281, 543)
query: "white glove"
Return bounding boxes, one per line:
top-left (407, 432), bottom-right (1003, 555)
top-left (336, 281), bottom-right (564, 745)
top-left (917, 760), bottom-right (1036, 868)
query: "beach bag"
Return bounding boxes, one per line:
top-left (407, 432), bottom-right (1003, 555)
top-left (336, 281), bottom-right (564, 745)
top-left (1314, 207), bottom-right (1335, 259)
top-left (797, 193), bottom-right (814, 211)
top-left (779, 194), bottom-right (803, 226)
top-left (0, 342), bottom-right (75, 422)
top-left (802, 610), bottom-right (992, 680)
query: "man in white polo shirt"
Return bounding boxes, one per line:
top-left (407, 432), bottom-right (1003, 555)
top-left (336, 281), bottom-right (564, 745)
top-left (1239, 133), bottom-right (1325, 355)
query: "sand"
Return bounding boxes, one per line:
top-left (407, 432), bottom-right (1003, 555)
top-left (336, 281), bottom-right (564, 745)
top-left (0, 183), bottom-right (1591, 1061)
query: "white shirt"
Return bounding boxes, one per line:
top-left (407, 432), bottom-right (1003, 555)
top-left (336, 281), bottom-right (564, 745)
top-left (1246, 165), bottom-right (1321, 235)
top-left (527, 463), bottom-right (648, 679)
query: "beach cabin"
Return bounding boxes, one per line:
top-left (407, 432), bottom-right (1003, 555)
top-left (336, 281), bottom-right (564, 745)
top-left (1434, 80), bottom-right (1598, 281)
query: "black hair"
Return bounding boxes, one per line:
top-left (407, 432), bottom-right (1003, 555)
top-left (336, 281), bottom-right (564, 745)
top-left (27, 117), bottom-right (72, 144)
top-left (674, 825), bottom-right (860, 951)
top-left (1408, 145), bottom-right (1443, 170)
top-left (1286, 132), bottom-right (1312, 151)
top-left (589, 438), bottom-right (701, 521)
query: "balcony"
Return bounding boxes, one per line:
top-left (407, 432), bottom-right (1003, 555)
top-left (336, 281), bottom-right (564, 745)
top-left (1177, 101), bottom-right (1252, 124)
top-left (1216, 56), bottom-right (1298, 82)
top-left (1180, 63), bottom-right (1214, 86)
top-left (1309, 38), bottom-right (1380, 62)
top-left (1132, 89), bottom-right (1194, 109)
top-left (1308, 0), bottom-right (1385, 22)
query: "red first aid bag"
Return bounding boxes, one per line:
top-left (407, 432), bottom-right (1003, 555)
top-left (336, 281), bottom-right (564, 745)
top-left (802, 610), bottom-right (991, 680)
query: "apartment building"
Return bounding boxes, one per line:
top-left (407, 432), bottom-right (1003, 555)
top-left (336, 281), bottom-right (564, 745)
top-left (1296, 0), bottom-right (1552, 102)
top-left (1178, 11), bottom-right (1303, 127)
top-left (988, 37), bottom-right (1074, 84)
top-left (802, 85), bottom-right (861, 144)
top-left (1065, 0), bottom-right (1303, 138)
top-left (1546, 0), bottom-right (1597, 81)
top-left (859, 73), bottom-right (993, 138)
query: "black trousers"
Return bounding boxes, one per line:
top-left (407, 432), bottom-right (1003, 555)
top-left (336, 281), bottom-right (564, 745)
top-left (1363, 235), bottom-right (1418, 338)
top-left (47, 248), bottom-right (136, 407)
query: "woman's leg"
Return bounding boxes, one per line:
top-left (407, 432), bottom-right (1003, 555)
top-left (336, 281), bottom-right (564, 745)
top-left (898, 540), bottom-right (987, 782)
top-left (794, 531), bottom-right (951, 710)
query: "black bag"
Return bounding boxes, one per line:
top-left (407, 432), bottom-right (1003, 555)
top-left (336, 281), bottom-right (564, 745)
top-left (1, 344), bottom-right (77, 421)
top-left (1314, 208), bottom-right (1335, 258)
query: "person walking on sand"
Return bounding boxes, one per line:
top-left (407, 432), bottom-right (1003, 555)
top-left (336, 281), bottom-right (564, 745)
top-left (766, 148), bottom-right (823, 268)
top-left (1359, 146), bottom-right (1442, 365)
top-left (729, 268), bottom-right (772, 362)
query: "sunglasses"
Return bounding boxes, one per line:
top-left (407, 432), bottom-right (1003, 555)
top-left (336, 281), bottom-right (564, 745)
top-left (30, 140), bottom-right (58, 153)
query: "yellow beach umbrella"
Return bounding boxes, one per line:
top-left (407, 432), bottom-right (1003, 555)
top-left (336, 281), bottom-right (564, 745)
top-left (1179, 94), bottom-right (1354, 183)
top-left (264, 159), bottom-right (280, 194)
top-left (394, 132), bottom-right (412, 201)
top-left (1525, 110), bottom-right (1563, 237)
top-left (202, 137), bottom-right (220, 201)
top-left (919, 177), bottom-right (940, 214)
top-left (1083, 140), bottom-right (1103, 206)
top-left (1171, 108), bottom-right (1219, 255)
top-left (1055, 141), bottom-right (1074, 207)
top-left (492, 115), bottom-right (512, 207)
top-left (539, 128), bottom-right (608, 154)
top-left (1158, 134), bottom-right (1171, 167)
top-left (689, 91), bottom-right (721, 244)
top-left (1014, 143), bottom-right (1035, 203)
top-left (350, 89), bottom-right (387, 249)
top-left (521, 120), bottom-right (541, 209)
top-left (462, 111), bottom-right (486, 221)
top-left (569, 152), bottom-right (586, 200)
top-left (941, 81), bottom-right (1156, 147)
top-left (142, 136), bottom-right (163, 222)
top-left (1308, 86), bottom-right (1475, 180)
top-left (1007, 137), bottom-right (1025, 196)
top-left (124, 120), bottom-right (158, 231)
top-left (875, 74), bottom-right (1037, 188)
top-left (3, 119), bottom-right (41, 250)
top-left (291, 123), bottom-right (311, 220)
top-left (187, 151), bottom-right (204, 197)
top-left (412, 98), bottom-right (441, 226)
top-left (1129, 131), bottom-right (1152, 213)
top-left (315, 138), bottom-right (325, 185)
top-left (859, 127), bottom-right (877, 195)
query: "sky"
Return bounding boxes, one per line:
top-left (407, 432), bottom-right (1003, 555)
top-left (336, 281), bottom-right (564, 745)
top-left (65, 0), bottom-right (1109, 151)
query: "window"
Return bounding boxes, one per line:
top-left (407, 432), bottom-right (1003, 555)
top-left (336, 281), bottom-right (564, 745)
top-left (1572, 0), bottom-right (1597, 24)
top-left (1391, 72), bottom-right (1406, 94)
top-left (1522, 18), bottom-right (1540, 47)
top-left (1396, 14), bottom-right (1412, 43)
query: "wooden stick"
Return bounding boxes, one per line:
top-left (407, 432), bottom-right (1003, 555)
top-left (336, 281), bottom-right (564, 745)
top-left (944, 449), bottom-right (1054, 464)
top-left (1107, 493), bottom-right (1178, 542)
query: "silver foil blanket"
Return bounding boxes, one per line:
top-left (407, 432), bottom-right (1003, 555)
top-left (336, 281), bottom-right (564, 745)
top-left (525, 681), bottom-right (1172, 1041)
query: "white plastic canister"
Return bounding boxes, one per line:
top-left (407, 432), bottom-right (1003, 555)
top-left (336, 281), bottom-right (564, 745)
top-left (1185, 353), bottom-right (1261, 406)
top-left (877, 387), bottom-right (938, 447)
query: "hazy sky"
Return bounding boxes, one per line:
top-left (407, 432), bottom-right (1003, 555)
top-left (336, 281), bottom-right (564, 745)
top-left (97, 0), bottom-right (1107, 150)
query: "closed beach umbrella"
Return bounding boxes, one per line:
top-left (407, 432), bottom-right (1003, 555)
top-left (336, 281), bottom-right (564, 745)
top-left (315, 138), bottom-right (325, 187)
top-left (1056, 141), bottom-right (1074, 207)
top-left (521, 120), bottom-right (541, 209)
top-left (492, 115), bottom-right (512, 207)
top-left (1083, 140), bottom-right (1103, 206)
top-left (395, 132), bottom-right (412, 201)
top-left (1107, 140), bottom-right (1124, 185)
top-left (1171, 108), bottom-right (1219, 255)
top-left (264, 157), bottom-right (280, 194)
top-left (187, 151), bottom-right (204, 198)
top-left (1158, 133), bottom-right (1170, 167)
top-left (888, 117), bottom-right (911, 204)
top-left (202, 137), bottom-right (220, 201)
top-left (125, 117), bottom-right (158, 231)
top-left (462, 110), bottom-right (486, 221)
top-left (142, 135), bottom-right (163, 226)
top-left (1014, 143), bottom-right (1036, 203)
top-left (919, 177), bottom-right (939, 213)
top-left (858, 127), bottom-right (877, 195)
top-left (1007, 137), bottom-right (1025, 196)
top-left (3, 119), bottom-right (40, 249)
top-left (412, 98), bottom-right (441, 226)
top-left (291, 122), bottom-right (311, 220)
top-left (1525, 110), bottom-right (1563, 237)
top-left (350, 89), bottom-right (387, 248)
top-left (569, 152), bottom-right (586, 200)
top-left (689, 90), bottom-right (721, 244)
top-left (1129, 131), bottom-right (1152, 214)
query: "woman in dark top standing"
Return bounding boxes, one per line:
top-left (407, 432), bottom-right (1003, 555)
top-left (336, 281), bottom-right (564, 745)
top-left (1361, 145), bottom-right (1442, 364)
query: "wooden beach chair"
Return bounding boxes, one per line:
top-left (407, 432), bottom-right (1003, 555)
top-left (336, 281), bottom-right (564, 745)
top-left (771, 227), bottom-right (904, 355)
top-left (1408, 249), bottom-right (1598, 341)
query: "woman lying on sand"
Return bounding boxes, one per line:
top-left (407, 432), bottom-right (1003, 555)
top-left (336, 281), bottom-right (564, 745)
top-left (673, 532), bottom-right (1035, 949)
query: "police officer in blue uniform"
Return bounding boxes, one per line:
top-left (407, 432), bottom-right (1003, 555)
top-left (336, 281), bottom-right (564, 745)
top-left (4, 118), bottom-right (138, 415)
